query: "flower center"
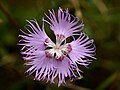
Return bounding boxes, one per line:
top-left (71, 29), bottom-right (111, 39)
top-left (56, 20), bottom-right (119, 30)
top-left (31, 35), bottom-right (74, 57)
top-left (44, 34), bottom-right (72, 61)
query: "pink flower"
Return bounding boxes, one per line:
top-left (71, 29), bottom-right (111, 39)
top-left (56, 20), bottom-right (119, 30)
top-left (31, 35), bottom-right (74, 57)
top-left (19, 7), bottom-right (96, 87)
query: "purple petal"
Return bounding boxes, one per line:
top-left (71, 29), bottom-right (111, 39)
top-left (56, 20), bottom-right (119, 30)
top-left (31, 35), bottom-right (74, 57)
top-left (43, 8), bottom-right (84, 38)
top-left (68, 32), bottom-right (96, 67)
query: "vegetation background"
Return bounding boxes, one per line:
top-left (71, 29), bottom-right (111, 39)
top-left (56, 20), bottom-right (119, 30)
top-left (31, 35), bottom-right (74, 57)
top-left (0, 0), bottom-right (120, 90)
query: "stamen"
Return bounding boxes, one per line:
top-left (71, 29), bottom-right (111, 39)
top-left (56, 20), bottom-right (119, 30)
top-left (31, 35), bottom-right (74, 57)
top-left (44, 35), bottom-right (72, 61)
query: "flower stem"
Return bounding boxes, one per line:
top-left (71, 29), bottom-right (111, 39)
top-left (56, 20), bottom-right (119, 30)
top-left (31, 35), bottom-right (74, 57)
top-left (0, 2), bottom-right (20, 28)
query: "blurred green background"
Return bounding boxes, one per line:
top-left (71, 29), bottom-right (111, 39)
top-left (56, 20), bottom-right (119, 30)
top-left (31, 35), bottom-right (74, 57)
top-left (0, 0), bottom-right (120, 90)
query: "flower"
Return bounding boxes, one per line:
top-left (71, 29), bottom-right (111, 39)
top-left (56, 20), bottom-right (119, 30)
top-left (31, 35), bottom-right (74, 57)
top-left (19, 7), bottom-right (96, 87)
